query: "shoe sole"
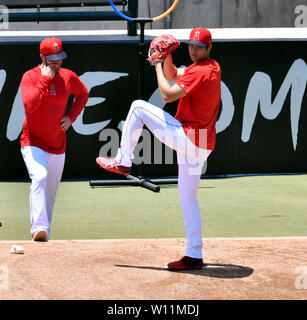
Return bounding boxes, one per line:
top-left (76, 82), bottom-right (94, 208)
top-left (168, 265), bottom-right (203, 271)
top-left (96, 158), bottom-right (131, 176)
top-left (32, 230), bottom-right (48, 242)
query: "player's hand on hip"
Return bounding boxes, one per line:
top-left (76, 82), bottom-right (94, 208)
top-left (61, 116), bottom-right (72, 132)
top-left (41, 64), bottom-right (56, 80)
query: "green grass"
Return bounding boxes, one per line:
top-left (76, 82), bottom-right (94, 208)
top-left (201, 175), bottom-right (307, 238)
top-left (0, 175), bottom-right (307, 241)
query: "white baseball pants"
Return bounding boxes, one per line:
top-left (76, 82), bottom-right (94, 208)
top-left (21, 146), bottom-right (65, 237)
top-left (115, 100), bottom-right (212, 259)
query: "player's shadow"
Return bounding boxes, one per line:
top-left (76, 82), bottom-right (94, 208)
top-left (115, 263), bottom-right (253, 279)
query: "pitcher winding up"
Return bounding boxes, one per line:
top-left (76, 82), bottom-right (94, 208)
top-left (96, 27), bottom-right (221, 270)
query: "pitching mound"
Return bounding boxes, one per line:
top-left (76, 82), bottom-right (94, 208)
top-left (0, 237), bottom-right (306, 300)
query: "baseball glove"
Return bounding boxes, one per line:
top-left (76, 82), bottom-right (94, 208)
top-left (147, 34), bottom-right (180, 65)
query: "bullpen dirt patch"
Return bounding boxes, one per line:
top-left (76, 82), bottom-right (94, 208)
top-left (0, 237), bottom-right (306, 300)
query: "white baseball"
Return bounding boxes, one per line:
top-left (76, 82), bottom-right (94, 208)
top-left (10, 245), bottom-right (24, 254)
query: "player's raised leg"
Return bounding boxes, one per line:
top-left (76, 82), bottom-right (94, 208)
top-left (96, 99), bottom-right (205, 174)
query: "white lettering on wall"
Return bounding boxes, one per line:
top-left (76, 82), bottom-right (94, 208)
top-left (73, 71), bottom-right (128, 135)
top-left (3, 59), bottom-right (307, 151)
top-left (216, 81), bottom-right (235, 134)
top-left (0, 69), bottom-right (5, 92)
top-left (241, 59), bottom-right (307, 150)
top-left (7, 86), bottom-right (25, 141)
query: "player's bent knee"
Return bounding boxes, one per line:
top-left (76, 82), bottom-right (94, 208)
top-left (130, 99), bottom-right (148, 111)
top-left (129, 100), bottom-right (147, 118)
top-left (131, 99), bottom-right (145, 106)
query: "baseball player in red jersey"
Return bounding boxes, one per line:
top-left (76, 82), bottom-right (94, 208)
top-left (20, 37), bottom-right (89, 241)
top-left (97, 28), bottom-right (221, 270)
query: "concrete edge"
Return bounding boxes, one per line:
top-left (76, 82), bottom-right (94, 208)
top-left (0, 28), bottom-right (306, 42)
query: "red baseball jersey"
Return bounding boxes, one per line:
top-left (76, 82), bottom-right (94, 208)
top-left (20, 66), bottom-right (89, 154)
top-left (175, 59), bottom-right (221, 150)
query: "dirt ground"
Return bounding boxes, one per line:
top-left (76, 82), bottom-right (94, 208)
top-left (0, 237), bottom-right (306, 300)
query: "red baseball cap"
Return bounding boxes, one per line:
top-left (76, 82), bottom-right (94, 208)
top-left (186, 27), bottom-right (212, 47)
top-left (40, 37), bottom-right (67, 61)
